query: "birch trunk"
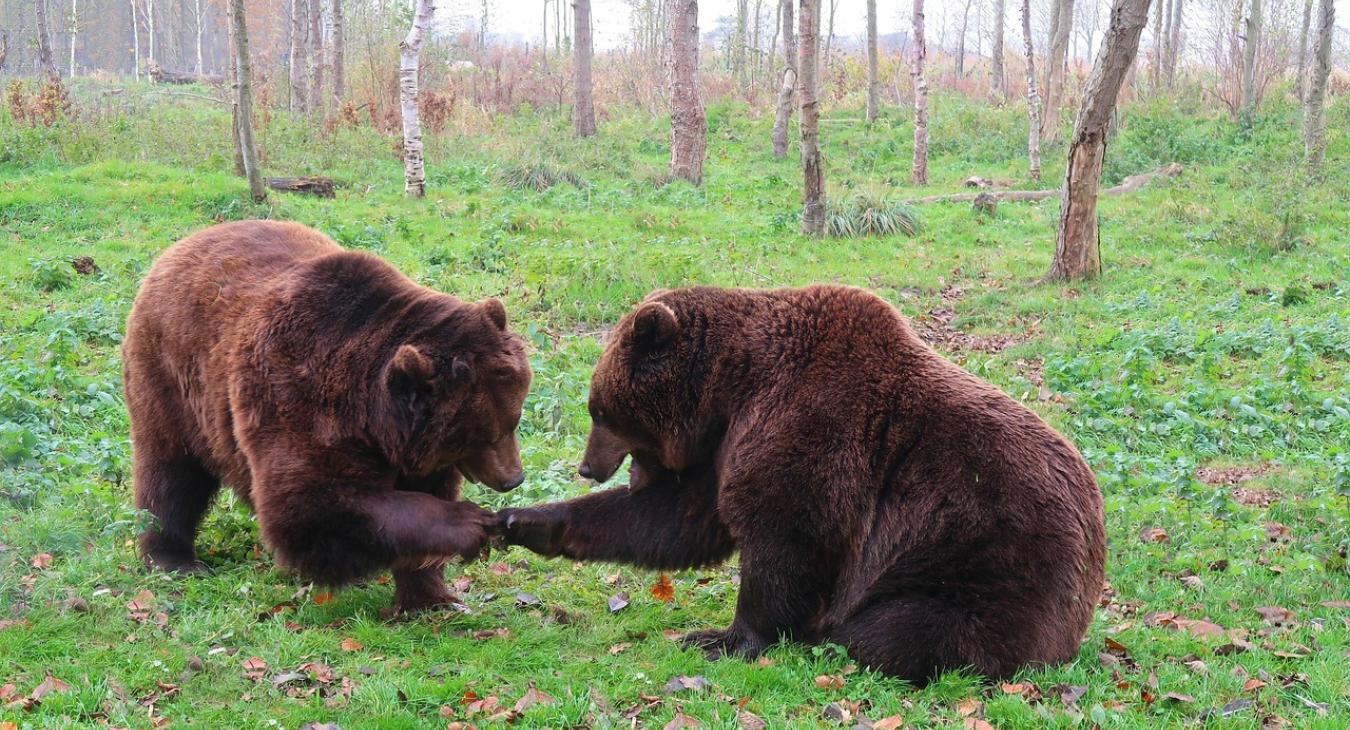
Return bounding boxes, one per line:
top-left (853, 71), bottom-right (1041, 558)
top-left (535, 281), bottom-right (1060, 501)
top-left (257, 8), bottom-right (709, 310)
top-left (799, 0), bottom-right (825, 235)
top-left (147, 0), bottom-right (156, 66)
top-left (911, 0), bottom-right (929, 185)
top-left (330, 0), bottom-right (344, 102)
top-left (309, 0), bottom-right (325, 115)
top-left (35, 0), bottom-right (57, 77)
top-left (1302, 0), bottom-right (1332, 175)
top-left (669, 0), bottom-right (706, 184)
top-left (1165, 0), bottom-right (1181, 85)
top-left (228, 0), bottom-right (266, 202)
top-left (400, 0), bottom-right (435, 197)
top-left (130, 0), bottom-right (140, 80)
top-left (956, 0), bottom-right (972, 77)
top-left (1240, 0), bottom-right (1260, 118)
top-left (1150, 0), bottom-right (1162, 84)
top-left (573, 0), bottom-right (596, 136)
top-left (1022, 0), bottom-right (1042, 180)
top-left (771, 0), bottom-right (795, 157)
top-left (1047, 0), bottom-right (1151, 282)
top-left (289, 0), bottom-right (308, 111)
top-left (1043, 0), bottom-right (1075, 141)
top-left (866, 0), bottom-right (877, 122)
top-left (195, 0), bottom-right (204, 75)
top-left (991, 0), bottom-right (1006, 97)
top-left (68, 0), bottom-right (78, 76)
top-left (1294, 0), bottom-right (1311, 101)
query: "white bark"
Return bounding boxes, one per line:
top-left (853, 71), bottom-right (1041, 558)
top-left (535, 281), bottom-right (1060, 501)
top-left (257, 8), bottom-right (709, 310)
top-left (992, 0), bottom-right (1006, 96)
top-left (866, 0), bottom-right (877, 122)
top-left (911, 0), bottom-right (929, 185)
top-left (772, 0), bottom-right (795, 156)
top-left (400, 0), bottom-right (435, 197)
top-left (1022, 0), bottom-right (1042, 180)
top-left (799, 0), bottom-right (825, 235)
top-left (1302, 0), bottom-right (1332, 175)
top-left (1240, 0), bottom-right (1261, 117)
top-left (194, 0), bottom-right (204, 75)
top-left (573, 0), bottom-right (596, 136)
top-left (129, 0), bottom-right (140, 80)
top-left (1295, 0), bottom-right (1312, 101)
top-left (68, 0), bottom-right (78, 76)
top-left (147, 0), bottom-right (156, 65)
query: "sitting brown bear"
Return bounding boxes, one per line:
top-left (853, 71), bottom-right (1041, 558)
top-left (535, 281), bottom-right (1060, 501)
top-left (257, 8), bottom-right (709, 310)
top-left (123, 220), bottom-right (531, 613)
top-left (501, 285), bottom-right (1105, 683)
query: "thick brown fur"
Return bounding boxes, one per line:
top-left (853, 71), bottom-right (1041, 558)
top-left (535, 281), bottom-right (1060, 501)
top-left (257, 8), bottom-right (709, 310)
top-left (124, 220), bottom-right (531, 612)
top-left (501, 285), bottom-right (1105, 683)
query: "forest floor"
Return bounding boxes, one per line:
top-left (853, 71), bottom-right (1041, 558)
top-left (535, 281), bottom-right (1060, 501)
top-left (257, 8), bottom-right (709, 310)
top-left (0, 83), bottom-right (1347, 728)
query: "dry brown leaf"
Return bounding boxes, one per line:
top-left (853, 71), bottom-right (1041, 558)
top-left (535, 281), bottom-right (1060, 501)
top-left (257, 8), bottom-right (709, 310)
top-left (814, 674), bottom-right (844, 690)
top-left (242, 657), bottom-right (268, 681)
top-left (1139, 527), bottom-right (1169, 543)
top-left (513, 686), bottom-right (557, 713)
top-left (30, 675), bottom-right (71, 701)
top-left (2, 721), bottom-right (19, 730)
top-left (872, 715), bottom-right (905, 730)
top-left (664, 712), bottom-right (701, 729)
top-left (313, 592), bottom-right (334, 605)
top-left (737, 710), bottom-right (768, 730)
top-left (1243, 679), bottom-right (1268, 692)
top-left (608, 643), bottom-right (631, 655)
top-left (1255, 606), bottom-right (1295, 624)
top-left (964, 719), bottom-right (994, 730)
top-left (955, 698), bottom-right (983, 717)
top-left (30, 553), bottom-right (53, 569)
top-left (340, 637), bottom-right (363, 651)
top-left (651, 574), bottom-right (675, 603)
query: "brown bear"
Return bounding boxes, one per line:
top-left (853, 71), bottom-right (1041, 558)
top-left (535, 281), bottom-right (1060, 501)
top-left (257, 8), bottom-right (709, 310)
top-left (123, 220), bottom-right (531, 613)
top-left (500, 285), bottom-right (1105, 683)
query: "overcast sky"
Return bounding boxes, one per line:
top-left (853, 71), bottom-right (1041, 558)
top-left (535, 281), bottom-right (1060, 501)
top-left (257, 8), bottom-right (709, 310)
top-left (472, 0), bottom-right (1349, 56)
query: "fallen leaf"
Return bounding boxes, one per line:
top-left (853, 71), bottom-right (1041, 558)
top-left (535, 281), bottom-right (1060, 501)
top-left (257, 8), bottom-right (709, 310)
top-left (1184, 660), bottom-right (1209, 674)
top-left (821, 702), bottom-right (852, 724)
top-left (964, 720), bottom-right (994, 730)
top-left (313, 592), bottom-right (334, 606)
top-left (608, 593), bottom-right (630, 613)
top-left (513, 686), bottom-right (557, 713)
top-left (242, 657), bottom-right (268, 681)
top-left (472, 627), bottom-right (509, 640)
top-left (30, 553), bottom-right (53, 569)
top-left (1163, 692), bottom-right (1195, 703)
top-left (271, 671), bottom-right (307, 687)
top-left (0, 619), bottom-right (29, 631)
top-left (1255, 606), bottom-right (1295, 624)
top-left (1179, 618), bottom-right (1225, 638)
top-left (1181, 575), bottom-right (1205, 590)
top-left (299, 662), bottom-right (335, 684)
top-left (1139, 527), bottom-right (1169, 543)
top-left (662, 675), bottom-right (710, 694)
top-left (1243, 678), bottom-right (1267, 692)
top-left (0, 684), bottom-right (17, 701)
top-left (489, 562), bottom-right (513, 575)
top-left (514, 592), bottom-right (541, 607)
top-left (737, 710), bottom-right (767, 730)
top-left (651, 574), bottom-right (675, 602)
top-left (340, 637), bottom-right (362, 652)
top-left (445, 723), bottom-right (477, 730)
top-left (1320, 600), bottom-right (1350, 610)
top-left (954, 698), bottom-right (983, 717)
top-left (814, 675), bottom-right (844, 690)
top-left (608, 643), bottom-right (631, 655)
top-left (1000, 682), bottom-right (1026, 694)
top-left (298, 724), bottom-right (340, 730)
top-left (1057, 684), bottom-right (1087, 705)
top-left (1, 721), bottom-right (17, 730)
top-left (30, 675), bottom-right (71, 700)
top-left (872, 716), bottom-right (905, 730)
top-left (664, 712), bottom-right (700, 729)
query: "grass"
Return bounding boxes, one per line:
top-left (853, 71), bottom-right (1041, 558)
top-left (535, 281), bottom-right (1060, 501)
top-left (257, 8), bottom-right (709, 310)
top-left (0, 81), bottom-right (1347, 728)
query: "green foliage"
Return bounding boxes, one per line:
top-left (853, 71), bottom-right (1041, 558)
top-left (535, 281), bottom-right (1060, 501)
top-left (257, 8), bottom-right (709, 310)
top-left (826, 190), bottom-right (921, 238)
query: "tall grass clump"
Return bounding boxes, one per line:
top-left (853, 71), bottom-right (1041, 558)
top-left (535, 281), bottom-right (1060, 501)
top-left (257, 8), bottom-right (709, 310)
top-left (826, 191), bottom-right (920, 238)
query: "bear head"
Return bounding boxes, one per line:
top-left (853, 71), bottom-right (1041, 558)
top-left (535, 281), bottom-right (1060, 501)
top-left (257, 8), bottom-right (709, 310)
top-left (374, 297), bottom-right (532, 492)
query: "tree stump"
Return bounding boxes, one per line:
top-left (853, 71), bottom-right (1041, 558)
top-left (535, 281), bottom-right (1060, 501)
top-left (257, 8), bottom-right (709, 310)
top-left (972, 192), bottom-right (998, 216)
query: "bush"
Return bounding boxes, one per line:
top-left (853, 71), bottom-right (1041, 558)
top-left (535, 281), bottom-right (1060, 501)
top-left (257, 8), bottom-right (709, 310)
top-left (826, 191), bottom-right (920, 238)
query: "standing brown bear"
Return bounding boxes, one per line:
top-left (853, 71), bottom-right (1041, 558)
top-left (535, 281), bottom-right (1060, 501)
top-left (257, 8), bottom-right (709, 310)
top-left (501, 285), bottom-right (1105, 683)
top-left (124, 220), bottom-right (531, 613)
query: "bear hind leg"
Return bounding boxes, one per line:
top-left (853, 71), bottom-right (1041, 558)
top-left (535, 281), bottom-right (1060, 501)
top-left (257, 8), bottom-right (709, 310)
top-left (829, 597), bottom-right (985, 686)
top-left (135, 453), bottom-right (220, 574)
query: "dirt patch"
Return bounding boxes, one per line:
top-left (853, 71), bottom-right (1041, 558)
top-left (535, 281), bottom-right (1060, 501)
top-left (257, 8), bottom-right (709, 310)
top-left (1196, 464), bottom-right (1276, 486)
top-left (914, 304), bottom-right (1036, 355)
top-left (1233, 488), bottom-right (1283, 508)
top-left (71, 256), bottom-right (98, 275)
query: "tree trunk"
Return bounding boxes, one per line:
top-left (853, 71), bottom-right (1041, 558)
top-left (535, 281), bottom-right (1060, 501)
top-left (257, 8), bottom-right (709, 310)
top-left (573, 0), bottom-right (596, 136)
top-left (956, 0), bottom-right (971, 78)
top-left (68, 0), bottom-right (78, 76)
top-left (1046, 0), bottom-right (1151, 282)
top-left (129, 0), bottom-right (141, 80)
top-left (400, 0), bottom-right (434, 197)
top-left (734, 0), bottom-right (748, 89)
top-left (225, 8), bottom-right (243, 174)
top-left (1022, 0), bottom-right (1042, 180)
top-left (1150, 0), bottom-right (1162, 84)
top-left (823, 0), bottom-right (836, 70)
top-left (330, 0), bottom-right (344, 103)
top-left (228, 0), bottom-right (266, 202)
top-left (911, 0), bottom-right (928, 185)
top-left (309, 0), bottom-right (325, 115)
top-left (771, 0), bottom-right (795, 157)
top-left (194, 0), bottom-right (204, 75)
top-left (147, 0), bottom-right (156, 66)
top-left (1165, 0), bottom-right (1181, 85)
top-left (289, 0), bottom-right (308, 111)
top-left (991, 0), bottom-right (1006, 97)
top-left (669, 0), bottom-right (706, 185)
top-left (1043, 0), bottom-right (1075, 141)
top-left (1240, 0), bottom-right (1260, 118)
top-left (35, 0), bottom-right (58, 77)
top-left (1302, 0), bottom-right (1332, 176)
top-left (866, 0), bottom-right (877, 123)
top-left (799, 0), bottom-right (825, 235)
top-left (1294, 0), bottom-right (1312, 101)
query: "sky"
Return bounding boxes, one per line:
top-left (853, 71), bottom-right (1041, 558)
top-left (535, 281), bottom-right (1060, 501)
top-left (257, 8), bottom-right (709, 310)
top-left (470, 0), bottom-right (1349, 57)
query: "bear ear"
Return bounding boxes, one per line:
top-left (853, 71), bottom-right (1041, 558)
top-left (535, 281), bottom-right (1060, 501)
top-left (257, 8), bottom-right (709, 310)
top-left (387, 344), bottom-right (435, 393)
top-left (630, 301), bottom-right (678, 351)
top-left (480, 298), bottom-right (508, 331)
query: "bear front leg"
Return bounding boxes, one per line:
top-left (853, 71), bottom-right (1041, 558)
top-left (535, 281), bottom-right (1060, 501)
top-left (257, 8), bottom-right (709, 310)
top-left (390, 563), bottom-right (459, 614)
top-left (499, 467), bottom-right (734, 570)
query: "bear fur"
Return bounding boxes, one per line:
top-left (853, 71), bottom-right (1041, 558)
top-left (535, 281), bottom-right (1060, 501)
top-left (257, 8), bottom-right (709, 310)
top-left (123, 220), bottom-right (531, 612)
top-left (501, 285), bottom-right (1105, 683)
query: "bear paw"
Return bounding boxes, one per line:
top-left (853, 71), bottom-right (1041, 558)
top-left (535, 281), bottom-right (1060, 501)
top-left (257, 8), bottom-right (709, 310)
top-left (498, 507), bottom-right (568, 557)
top-left (680, 626), bottom-right (769, 661)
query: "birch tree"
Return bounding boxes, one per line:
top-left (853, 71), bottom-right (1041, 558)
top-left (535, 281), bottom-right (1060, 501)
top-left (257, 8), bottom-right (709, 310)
top-left (400, 0), bottom-right (435, 197)
top-left (228, 0), bottom-right (266, 202)
top-left (330, 0), bottom-right (344, 102)
top-left (1240, 0), bottom-right (1260, 118)
top-left (130, 0), bottom-right (141, 80)
top-left (1302, 0), bottom-right (1332, 175)
top-left (290, 0), bottom-right (309, 111)
top-left (1047, 0), bottom-right (1152, 281)
top-left (68, 0), bottom-right (78, 76)
top-left (799, 0), bottom-right (825, 235)
top-left (669, 0), bottom-right (706, 184)
top-left (1022, 0), bottom-right (1042, 180)
top-left (574, 0), bottom-right (596, 136)
top-left (866, 0), bottom-right (878, 123)
top-left (992, 0), bottom-right (1006, 96)
top-left (771, 0), bottom-right (796, 156)
top-left (1043, 0), bottom-right (1075, 141)
top-left (911, 0), bottom-right (929, 185)
top-left (309, 0), bottom-right (325, 114)
top-left (1165, 0), bottom-right (1181, 85)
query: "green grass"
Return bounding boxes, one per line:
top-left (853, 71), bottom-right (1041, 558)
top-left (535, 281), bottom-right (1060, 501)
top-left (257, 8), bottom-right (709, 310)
top-left (1, 83), bottom-right (1347, 728)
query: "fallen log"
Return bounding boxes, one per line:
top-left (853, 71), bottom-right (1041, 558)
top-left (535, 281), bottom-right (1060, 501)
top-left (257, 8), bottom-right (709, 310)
top-left (908, 163), bottom-right (1182, 205)
top-left (266, 176), bottom-right (336, 198)
top-left (148, 62), bottom-right (225, 85)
